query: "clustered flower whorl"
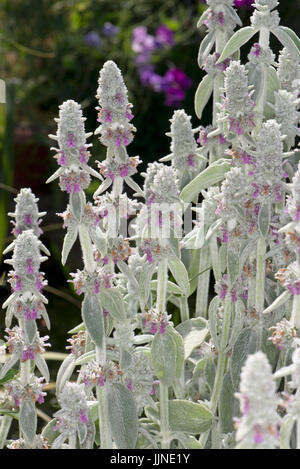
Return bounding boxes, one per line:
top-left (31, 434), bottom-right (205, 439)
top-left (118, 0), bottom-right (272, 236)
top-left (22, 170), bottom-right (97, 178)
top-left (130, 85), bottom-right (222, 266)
top-left (252, 119), bottom-right (284, 200)
top-left (168, 110), bottom-right (202, 178)
top-left (143, 162), bottom-right (179, 205)
top-left (251, 0), bottom-right (280, 30)
top-left (200, 0), bottom-right (238, 34)
top-left (4, 230), bottom-right (47, 299)
top-left (273, 90), bottom-right (300, 149)
top-left (218, 61), bottom-right (255, 137)
top-left (54, 100), bottom-right (92, 168)
top-left (48, 99), bottom-right (97, 194)
top-left (8, 188), bottom-right (45, 238)
top-left (277, 48), bottom-right (300, 93)
top-left (95, 60), bottom-right (136, 149)
top-left (122, 351), bottom-right (154, 415)
top-left (287, 162), bottom-right (300, 223)
top-left (53, 382), bottom-right (90, 448)
top-left (235, 351), bottom-right (280, 449)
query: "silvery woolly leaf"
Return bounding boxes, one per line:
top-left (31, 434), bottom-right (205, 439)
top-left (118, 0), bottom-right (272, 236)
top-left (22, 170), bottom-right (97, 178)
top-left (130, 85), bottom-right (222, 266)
top-left (41, 306), bottom-right (51, 330)
top-left (180, 160), bottom-right (231, 203)
top-left (0, 368), bottom-right (18, 386)
top-left (280, 26), bottom-right (300, 51)
top-left (80, 422), bottom-right (96, 449)
top-left (217, 27), bottom-right (258, 63)
top-left (107, 383), bottom-right (138, 449)
top-left (68, 322), bottom-right (85, 334)
top-left (51, 433), bottom-right (66, 450)
top-left (168, 256), bottom-right (190, 297)
top-left (93, 177), bottom-right (112, 197)
top-left (34, 354), bottom-right (50, 383)
top-left (272, 26), bottom-right (300, 61)
top-left (264, 66), bottom-right (280, 119)
top-left (150, 280), bottom-right (183, 296)
top-left (247, 64), bottom-right (264, 103)
top-left (230, 327), bottom-right (258, 390)
top-left (19, 399), bottom-right (37, 445)
top-left (176, 434), bottom-right (203, 449)
top-left (124, 176), bottom-right (143, 197)
top-left (258, 201), bottom-right (271, 238)
top-left (208, 295), bottom-right (221, 350)
top-left (197, 10), bottom-right (209, 28)
top-left (70, 190), bottom-right (85, 221)
top-left (280, 415), bottom-right (294, 450)
top-left (90, 229), bottom-right (107, 256)
top-left (56, 354), bottom-right (76, 394)
top-left (205, 219), bottom-right (222, 242)
top-left (61, 228), bottom-right (78, 265)
top-left (263, 290), bottom-right (291, 314)
top-left (42, 418), bottom-right (58, 445)
top-left (0, 354), bottom-right (19, 380)
top-left (138, 265), bottom-right (156, 308)
top-left (182, 224), bottom-right (205, 250)
top-left (146, 400), bottom-right (213, 434)
top-left (261, 328), bottom-right (279, 369)
top-left (99, 287), bottom-right (125, 322)
top-left (197, 30), bottom-right (215, 65)
top-left (168, 229), bottom-right (181, 259)
top-left (204, 358), bottom-right (216, 392)
top-left (24, 319), bottom-right (37, 344)
top-left (151, 325), bottom-right (184, 387)
top-left (82, 294), bottom-right (105, 352)
top-left (219, 372), bottom-right (239, 434)
top-left (194, 74), bottom-right (213, 120)
top-left (77, 421), bottom-right (88, 444)
top-left (228, 299), bottom-right (245, 350)
top-left (45, 167), bottom-right (63, 184)
top-left (224, 4), bottom-right (243, 27)
top-left (176, 317), bottom-right (208, 359)
top-left (75, 350), bottom-right (96, 366)
top-left (227, 247), bottom-right (240, 286)
top-left (219, 243), bottom-right (227, 273)
top-left (119, 347), bottom-right (132, 370)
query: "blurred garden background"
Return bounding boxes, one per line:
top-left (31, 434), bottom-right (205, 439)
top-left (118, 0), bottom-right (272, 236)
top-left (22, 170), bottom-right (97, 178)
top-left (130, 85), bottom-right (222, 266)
top-left (0, 0), bottom-right (299, 362)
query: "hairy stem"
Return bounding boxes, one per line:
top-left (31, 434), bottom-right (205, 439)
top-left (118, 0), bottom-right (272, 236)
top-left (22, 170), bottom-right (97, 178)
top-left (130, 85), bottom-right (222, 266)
top-left (196, 246), bottom-right (211, 318)
top-left (255, 237), bottom-right (266, 348)
top-left (179, 296), bottom-right (189, 322)
top-left (159, 382), bottom-right (170, 449)
top-left (199, 294), bottom-right (231, 448)
top-left (96, 384), bottom-right (112, 449)
top-left (0, 416), bottom-right (12, 449)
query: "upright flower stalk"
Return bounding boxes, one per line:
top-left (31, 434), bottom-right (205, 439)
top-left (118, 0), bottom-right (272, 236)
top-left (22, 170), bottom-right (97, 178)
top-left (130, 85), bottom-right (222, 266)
top-left (0, 189), bottom-right (50, 449)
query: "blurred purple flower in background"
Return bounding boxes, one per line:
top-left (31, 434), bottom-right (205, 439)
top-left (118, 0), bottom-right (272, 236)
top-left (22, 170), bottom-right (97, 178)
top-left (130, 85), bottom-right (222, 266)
top-left (132, 26), bottom-right (156, 53)
top-left (84, 31), bottom-right (102, 48)
top-left (132, 24), bottom-right (191, 107)
top-left (200, 0), bottom-right (254, 6)
top-left (139, 65), bottom-right (166, 92)
top-left (234, 0), bottom-right (254, 7)
top-left (155, 25), bottom-right (175, 46)
top-left (163, 68), bottom-right (192, 107)
top-left (101, 22), bottom-right (120, 37)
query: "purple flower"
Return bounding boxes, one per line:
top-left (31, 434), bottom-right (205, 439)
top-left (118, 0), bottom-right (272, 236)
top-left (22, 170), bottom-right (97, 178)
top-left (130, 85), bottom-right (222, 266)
top-left (163, 68), bottom-right (192, 107)
top-left (84, 32), bottom-right (102, 48)
top-left (155, 25), bottom-right (174, 46)
top-left (234, 0), bottom-right (254, 7)
top-left (132, 26), bottom-right (156, 53)
top-left (138, 65), bottom-right (166, 92)
top-left (79, 411), bottom-right (88, 424)
top-left (101, 22), bottom-right (119, 37)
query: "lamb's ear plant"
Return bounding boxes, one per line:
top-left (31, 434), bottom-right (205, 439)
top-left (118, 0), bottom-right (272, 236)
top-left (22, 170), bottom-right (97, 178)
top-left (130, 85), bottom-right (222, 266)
top-left (0, 0), bottom-right (300, 450)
